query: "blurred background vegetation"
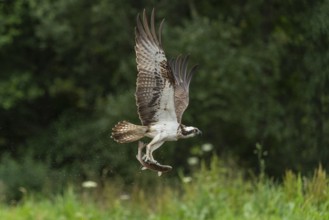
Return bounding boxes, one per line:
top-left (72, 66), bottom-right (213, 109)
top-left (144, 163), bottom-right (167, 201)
top-left (0, 0), bottom-right (328, 202)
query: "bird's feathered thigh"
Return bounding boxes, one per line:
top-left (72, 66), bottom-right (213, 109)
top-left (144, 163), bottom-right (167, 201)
top-left (145, 120), bottom-right (180, 141)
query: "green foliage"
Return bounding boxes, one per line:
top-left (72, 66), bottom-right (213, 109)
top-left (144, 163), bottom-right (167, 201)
top-left (165, 0), bottom-right (329, 176)
top-left (0, 72), bottom-right (44, 109)
top-left (1, 156), bottom-right (329, 219)
top-left (0, 155), bottom-right (48, 202)
top-left (305, 165), bottom-right (329, 204)
top-left (283, 170), bottom-right (304, 202)
top-left (20, 90), bottom-right (146, 183)
top-left (0, 0), bottom-right (328, 186)
top-left (0, 0), bottom-right (25, 48)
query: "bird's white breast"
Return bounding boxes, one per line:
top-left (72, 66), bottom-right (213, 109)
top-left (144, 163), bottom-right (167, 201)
top-left (146, 121), bottom-right (179, 141)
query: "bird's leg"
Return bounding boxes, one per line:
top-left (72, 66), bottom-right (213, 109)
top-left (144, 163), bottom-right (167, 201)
top-left (149, 141), bottom-right (164, 161)
top-left (145, 141), bottom-right (164, 163)
top-left (143, 135), bottom-right (164, 164)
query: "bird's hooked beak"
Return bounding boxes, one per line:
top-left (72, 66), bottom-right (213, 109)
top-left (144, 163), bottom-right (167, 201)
top-left (197, 129), bottom-right (202, 135)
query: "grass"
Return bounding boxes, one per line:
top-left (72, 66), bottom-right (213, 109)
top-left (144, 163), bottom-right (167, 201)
top-left (0, 156), bottom-right (328, 220)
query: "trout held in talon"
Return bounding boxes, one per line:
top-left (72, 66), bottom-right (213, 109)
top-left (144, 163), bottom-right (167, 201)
top-left (136, 141), bottom-right (172, 176)
top-left (111, 9), bottom-right (201, 174)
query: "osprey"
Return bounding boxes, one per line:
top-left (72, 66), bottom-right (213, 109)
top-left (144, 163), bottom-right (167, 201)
top-left (111, 9), bottom-right (201, 174)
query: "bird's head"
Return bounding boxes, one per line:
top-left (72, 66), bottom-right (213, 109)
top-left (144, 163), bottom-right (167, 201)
top-left (178, 124), bottom-right (202, 139)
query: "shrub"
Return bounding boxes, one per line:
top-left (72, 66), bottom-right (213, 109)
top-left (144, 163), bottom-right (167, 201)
top-left (0, 154), bottom-right (49, 203)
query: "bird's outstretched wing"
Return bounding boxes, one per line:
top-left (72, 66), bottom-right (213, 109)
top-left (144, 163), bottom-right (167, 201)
top-left (135, 9), bottom-right (177, 125)
top-left (169, 55), bottom-right (198, 123)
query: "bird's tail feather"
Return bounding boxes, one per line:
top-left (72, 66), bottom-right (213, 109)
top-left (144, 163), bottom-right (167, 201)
top-left (111, 121), bottom-right (148, 143)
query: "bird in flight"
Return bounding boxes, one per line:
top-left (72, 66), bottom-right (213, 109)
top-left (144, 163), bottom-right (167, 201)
top-left (111, 9), bottom-right (201, 175)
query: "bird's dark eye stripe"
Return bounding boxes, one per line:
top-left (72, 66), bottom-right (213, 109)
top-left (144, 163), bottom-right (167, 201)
top-left (182, 129), bottom-right (194, 136)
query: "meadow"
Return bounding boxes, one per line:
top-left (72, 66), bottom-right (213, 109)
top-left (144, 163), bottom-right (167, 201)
top-left (1, 156), bottom-right (328, 220)
top-left (1, 1), bottom-right (328, 219)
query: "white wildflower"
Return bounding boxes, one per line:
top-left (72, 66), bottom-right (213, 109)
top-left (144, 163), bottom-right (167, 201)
top-left (182, 176), bottom-right (192, 183)
top-left (187, 157), bottom-right (199, 166)
top-left (82, 181), bottom-right (97, 188)
top-left (201, 143), bottom-right (213, 152)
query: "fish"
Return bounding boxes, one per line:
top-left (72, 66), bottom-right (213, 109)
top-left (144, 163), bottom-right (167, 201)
top-left (136, 141), bottom-right (172, 176)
